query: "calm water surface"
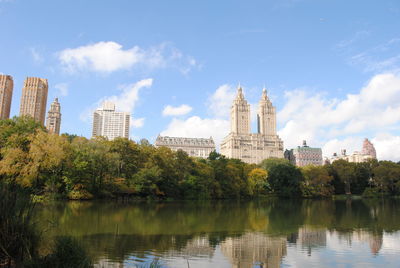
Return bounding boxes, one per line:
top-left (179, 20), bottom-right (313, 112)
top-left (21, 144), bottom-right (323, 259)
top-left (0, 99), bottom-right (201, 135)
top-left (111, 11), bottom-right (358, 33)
top-left (36, 199), bottom-right (400, 267)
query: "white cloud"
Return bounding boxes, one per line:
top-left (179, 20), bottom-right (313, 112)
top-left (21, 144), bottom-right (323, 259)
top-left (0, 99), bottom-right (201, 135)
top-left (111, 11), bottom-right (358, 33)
top-left (278, 72), bottom-right (400, 161)
top-left (207, 84), bottom-right (236, 118)
top-left (162, 104), bottom-right (192, 116)
top-left (372, 133), bottom-right (400, 162)
top-left (58, 41), bottom-right (198, 74)
top-left (103, 78), bottom-right (153, 113)
top-left (30, 47), bottom-right (43, 63)
top-left (161, 116), bottom-right (229, 147)
top-left (80, 79), bottom-right (152, 131)
top-left (131, 118), bottom-right (145, 128)
top-left (54, 83), bottom-right (68, 97)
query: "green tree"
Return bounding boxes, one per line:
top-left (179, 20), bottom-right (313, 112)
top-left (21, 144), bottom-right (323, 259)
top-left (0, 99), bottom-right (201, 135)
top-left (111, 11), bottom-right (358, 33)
top-left (268, 162), bottom-right (303, 197)
top-left (300, 165), bottom-right (334, 197)
top-left (259, 157), bottom-right (290, 172)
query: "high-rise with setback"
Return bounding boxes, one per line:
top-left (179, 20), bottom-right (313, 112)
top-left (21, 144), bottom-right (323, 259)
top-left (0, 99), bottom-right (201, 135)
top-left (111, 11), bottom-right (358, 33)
top-left (0, 74), bottom-right (13, 119)
top-left (92, 101), bottom-right (130, 140)
top-left (20, 77), bottom-right (48, 124)
top-left (46, 98), bottom-right (61, 134)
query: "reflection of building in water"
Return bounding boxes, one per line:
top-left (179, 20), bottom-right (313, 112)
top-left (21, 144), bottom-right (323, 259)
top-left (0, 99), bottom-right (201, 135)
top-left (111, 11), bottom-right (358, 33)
top-left (336, 230), bottom-right (383, 255)
top-left (353, 231), bottom-right (383, 255)
top-left (297, 227), bottom-right (326, 256)
top-left (221, 232), bottom-right (287, 268)
top-left (163, 236), bottom-right (214, 259)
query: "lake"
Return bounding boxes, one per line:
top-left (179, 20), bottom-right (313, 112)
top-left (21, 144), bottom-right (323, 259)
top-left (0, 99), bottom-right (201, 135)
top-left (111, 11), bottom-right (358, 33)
top-left (36, 199), bottom-right (400, 267)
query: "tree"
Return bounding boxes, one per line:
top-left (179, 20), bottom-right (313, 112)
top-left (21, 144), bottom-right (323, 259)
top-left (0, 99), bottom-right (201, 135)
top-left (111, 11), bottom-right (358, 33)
top-left (331, 160), bottom-right (356, 194)
top-left (260, 157), bottom-right (290, 172)
top-left (268, 162), bottom-right (303, 197)
top-left (301, 165), bottom-right (334, 197)
top-left (248, 168), bottom-right (268, 195)
top-left (372, 161), bottom-right (400, 194)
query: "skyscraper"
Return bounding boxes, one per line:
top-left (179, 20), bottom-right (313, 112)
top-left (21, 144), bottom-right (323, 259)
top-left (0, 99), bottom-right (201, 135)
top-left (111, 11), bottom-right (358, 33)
top-left (46, 98), bottom-right (61, 134)
top-left (220, 86), bottom-right (284, 164)
top-left (92, 101), bottom-right (130, 140)
top-left (20, 77), bottom-right (48, 124)
top-left (0, 74), bottom-right (13, 119)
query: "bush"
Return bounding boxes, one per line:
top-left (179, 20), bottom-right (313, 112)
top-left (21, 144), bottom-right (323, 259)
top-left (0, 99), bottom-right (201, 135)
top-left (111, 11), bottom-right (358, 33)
top-left (362, 187), bottom-right (388, 198)
top-left (0, 182), bottom-right (39, 266)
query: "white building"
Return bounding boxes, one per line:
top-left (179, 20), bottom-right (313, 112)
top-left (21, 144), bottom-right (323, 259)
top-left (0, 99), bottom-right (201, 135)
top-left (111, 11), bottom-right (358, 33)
top-left (220, 86), bottom-right (284, 164)
top-left (155, 136), bottom-right (215, 158)
top-left (92, 101), bottom-right (130, 140)
top-left (330, 139), bottom-right (377, 163)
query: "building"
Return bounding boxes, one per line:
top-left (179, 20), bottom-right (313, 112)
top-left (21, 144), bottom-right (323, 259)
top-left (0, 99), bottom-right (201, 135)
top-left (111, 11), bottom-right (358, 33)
top-left (221, 232), bottom-right (287, 268)
top-left (19, 77), bottom-right (48, 124)
top-left (285, 140), bottom-right (323, 167)
top-left (46, 98), bottom-right (61, 134)
top-left (220, 86), bottom-right (284, 164)
top-left (92, 101), bottom-right (130, 140)
top-left (330, 138), bottom-right (377, 163)
top-left (362, 138), bottom-right (377, 159)
top-left (0, 74), bottom-right (13, 119)
top-left (155, 135), bottom-right (215, 158)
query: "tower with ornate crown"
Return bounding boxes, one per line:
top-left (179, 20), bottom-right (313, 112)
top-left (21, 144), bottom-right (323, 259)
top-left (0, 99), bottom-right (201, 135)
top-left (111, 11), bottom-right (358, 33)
top-left (220, 85), bottom-right (284, 164)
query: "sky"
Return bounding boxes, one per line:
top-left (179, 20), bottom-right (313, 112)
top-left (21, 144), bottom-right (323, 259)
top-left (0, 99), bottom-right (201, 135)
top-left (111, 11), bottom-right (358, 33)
top-left (1, 0), bottom-right (400, 161)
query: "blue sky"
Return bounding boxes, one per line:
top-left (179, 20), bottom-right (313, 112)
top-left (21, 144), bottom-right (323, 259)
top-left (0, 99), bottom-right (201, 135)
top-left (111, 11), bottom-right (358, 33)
top-left (1, 0), bottom-right (400, 160)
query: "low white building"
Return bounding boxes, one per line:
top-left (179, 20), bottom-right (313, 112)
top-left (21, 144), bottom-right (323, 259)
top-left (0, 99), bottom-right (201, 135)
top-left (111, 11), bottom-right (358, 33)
top-left (155, 135), bottom-right (215, 158)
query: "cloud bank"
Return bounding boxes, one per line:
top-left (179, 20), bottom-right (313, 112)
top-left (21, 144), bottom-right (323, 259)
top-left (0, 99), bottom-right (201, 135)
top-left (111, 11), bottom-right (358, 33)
top-left (58, 41), bottom-right (198, 74)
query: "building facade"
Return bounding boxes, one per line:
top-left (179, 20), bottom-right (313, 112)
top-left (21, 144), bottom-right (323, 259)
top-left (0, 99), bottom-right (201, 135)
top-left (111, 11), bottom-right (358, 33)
top-left (0, 74), bottom-right (13, 119)
top-left (155, 135), bottom-right (215, 158)
top-left (330, 138), bottom-right (377, 163)
top-left (92, 101), bottom-right (130, 140)
top-left (46, 98), bottom-right (61, 134)
top-left (19, 77), bottom-right (48, 124)
top-left (220, 86), bottom-right (284, 164)
top-left (285, 140), bottom-right (323, 167)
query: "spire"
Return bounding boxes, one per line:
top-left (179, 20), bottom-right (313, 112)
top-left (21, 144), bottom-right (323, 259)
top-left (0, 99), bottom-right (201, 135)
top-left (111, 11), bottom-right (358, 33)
top-left (260, 86), bottom-right (268, 101)
top-left (236, 83), bottom-right (244, 100)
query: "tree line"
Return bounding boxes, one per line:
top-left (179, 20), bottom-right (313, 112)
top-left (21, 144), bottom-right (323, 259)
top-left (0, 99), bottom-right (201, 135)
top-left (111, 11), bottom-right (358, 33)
top-left (0, 116), bottom-right (399, 200)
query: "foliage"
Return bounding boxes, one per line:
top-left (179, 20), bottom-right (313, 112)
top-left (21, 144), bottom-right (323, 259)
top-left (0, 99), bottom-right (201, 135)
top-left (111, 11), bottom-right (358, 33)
top-left (0, 117), bottom-right (399, 200)
top-left (267, 162), bottom-right (303, 197)
top-left (300, 165), bottom-right (334, 197)
top-left (0, 182), bottom-right (39, 266)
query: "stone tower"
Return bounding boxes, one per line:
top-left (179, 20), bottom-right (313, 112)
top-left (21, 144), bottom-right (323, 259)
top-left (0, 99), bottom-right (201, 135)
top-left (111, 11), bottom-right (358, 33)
top-left (257, 88), bottom-right (276, 136)
top-left (20, 77), bottom-right (48, 124)
top-left (231, 85), bottom-right (251, 135)
top-left (220, 85), bottom-right (284, 164)
top-left (0, 74), bottom-right (13, 120)
top-left (46, 98), bottom-right (61, 134)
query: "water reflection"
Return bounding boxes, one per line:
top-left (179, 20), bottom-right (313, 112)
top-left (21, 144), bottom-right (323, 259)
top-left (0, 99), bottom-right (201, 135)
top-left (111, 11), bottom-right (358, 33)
top-left (36, 199), bottom-right (400, 267)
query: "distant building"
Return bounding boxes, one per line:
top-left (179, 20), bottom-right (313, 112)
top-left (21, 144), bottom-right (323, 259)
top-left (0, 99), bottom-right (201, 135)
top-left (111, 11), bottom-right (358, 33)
top-left (0, 74), bottom-right (13, 119)
top-left (155, 135), bottom-right (215, 158)
top-left (46, 98), bottom-right (61, 134)
top-left (220, 86), bottom-right (284, 164)
top-left (330, 138), bottom-right (377, 163)
top-left (92, 101), bottom-right (130, 140)
top-left (285, 140), bottom-right (323, 167)
top-left (20, 77), bottom-right (48, 124)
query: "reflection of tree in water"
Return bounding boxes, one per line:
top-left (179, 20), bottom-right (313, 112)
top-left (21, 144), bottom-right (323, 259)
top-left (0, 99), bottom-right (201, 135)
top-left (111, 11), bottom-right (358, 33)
top-left (220, 232), bottom-right (287, 268)
top-left (34, 199), bottom-right (400, 266)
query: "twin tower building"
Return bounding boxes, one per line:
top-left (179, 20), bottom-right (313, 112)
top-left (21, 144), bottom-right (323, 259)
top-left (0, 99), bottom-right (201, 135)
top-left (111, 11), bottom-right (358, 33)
top-left (0, 75), bottom-right (61, 134)
top-left (220, 86), bottom-right (284, 163)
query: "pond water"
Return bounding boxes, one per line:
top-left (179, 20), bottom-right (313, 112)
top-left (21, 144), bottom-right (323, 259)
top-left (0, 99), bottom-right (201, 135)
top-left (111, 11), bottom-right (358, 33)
top-left (36, 199), bottom-right (400, 267)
